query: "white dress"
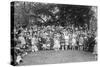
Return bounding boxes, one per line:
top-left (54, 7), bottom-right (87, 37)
top-left (32, 45), bottom-right (38, 52)
top-left (31, 37), bottom-right (36, 45)
top-left (64, 35), bottom-right (69, 46)
top-left (53, 38), bottom-right (60, 49)
top-left (18, 36), bottom-right (26, 45)
top-left (79, 37), bottom-right (83, 46)
top-left (31, 37), bottom-right (38, 51)
top-left (72, 38), bottom-right (76, 46)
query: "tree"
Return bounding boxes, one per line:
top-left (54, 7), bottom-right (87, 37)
top-left (14, 1), bottom-right (60, 27)
top-left (14, 1), bottom-right (96, 29)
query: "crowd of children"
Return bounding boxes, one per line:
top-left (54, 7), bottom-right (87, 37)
top-left (11, 25), bottom-right (97, 65)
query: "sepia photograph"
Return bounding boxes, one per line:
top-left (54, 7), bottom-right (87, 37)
top-left (11, 1), bottom-right (97, 66)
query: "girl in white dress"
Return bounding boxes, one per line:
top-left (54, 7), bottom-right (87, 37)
top-left (18, 35), bottom-right (26, 48)
top-left (31, 36), bottom-right (38, 52)
top-left (72, 33), bottom-right (77, 50)
top-left (64, 32), bottom-right (69, 50)
top-left (53, 35), bottom-right (60, 51)
top-left (79, 36), bottom-right (84, 50)
top-left (72, 37), bottom-right (76, 50)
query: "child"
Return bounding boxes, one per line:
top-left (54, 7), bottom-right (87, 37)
top-left (53, 36), bottom-right (60, 51)
top-left (31, 45), bottom-right (38, 52)
top-left (79, 36), bottom-right (84, 50)
top-left (31, 35), bottom-right (38, 52)
top-left (64, 33), bottom-right (69, 50)
top-left (16, 54), bottom-right (23, 65)
top-left (18, 34), bottom-right (26, 48)
top-left (60, 35), bottom-right (65, 50)
top-left (72, 37), bottom-right (76, 50)
top-left (14, 42), bottom-right (23, 65)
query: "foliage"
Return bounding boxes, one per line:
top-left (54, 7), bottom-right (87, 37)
top-left (13, 1), bottom-right (97, 31)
